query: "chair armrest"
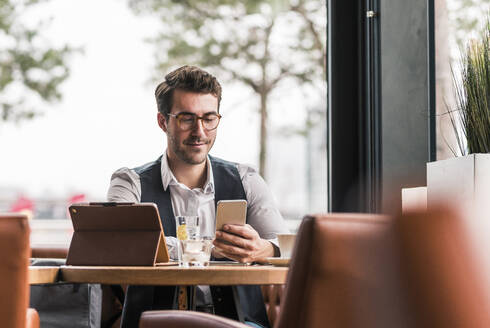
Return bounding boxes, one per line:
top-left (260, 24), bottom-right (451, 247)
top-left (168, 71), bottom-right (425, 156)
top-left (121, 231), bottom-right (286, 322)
top-left (139, 310), bottom-right (249, 328)
top-left (26, 308), bottom-right (39, 328)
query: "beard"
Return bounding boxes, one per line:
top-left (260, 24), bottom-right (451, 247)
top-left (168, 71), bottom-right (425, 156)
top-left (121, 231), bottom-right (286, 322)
top-left (168, 134), bottom-right (215, 165)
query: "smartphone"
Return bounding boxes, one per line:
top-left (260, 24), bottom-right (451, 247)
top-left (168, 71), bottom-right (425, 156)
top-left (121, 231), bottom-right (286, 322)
top-left (215, 199), bottom-right (247, 231)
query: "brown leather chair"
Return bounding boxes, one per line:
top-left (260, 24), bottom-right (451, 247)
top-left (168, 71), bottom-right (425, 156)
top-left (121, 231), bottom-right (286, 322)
top-left (276, 213), bottom-right (399, 328)
top-left (138, 213), bottom-right (392, 328)
top-left (0, 213), bottom-right (39, 328)
top-left (393, 207), bottom-right (490, 327)
top-left (25, 309), bottom-right (40, 328)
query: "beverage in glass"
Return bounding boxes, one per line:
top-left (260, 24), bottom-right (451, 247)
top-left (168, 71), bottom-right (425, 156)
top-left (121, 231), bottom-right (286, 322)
top-left (175, 216), bottom-right (212, 267)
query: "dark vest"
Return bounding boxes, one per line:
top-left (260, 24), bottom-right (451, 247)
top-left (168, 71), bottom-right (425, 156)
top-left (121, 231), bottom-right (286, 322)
top-left (120, 155), bottom-right (270, 328)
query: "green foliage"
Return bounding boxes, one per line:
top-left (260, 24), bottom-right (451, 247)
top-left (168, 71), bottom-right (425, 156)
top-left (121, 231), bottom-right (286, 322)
top-left (0, 0), bottom-right (75, 122)
top-left (127, 0), bottom-right (326, 178)
top-left (449, 16), bottom-right (490, 155)
top-left (448, 0), bottom-right (490, 48)
top-left (127, 0), bottom-right (326, 90)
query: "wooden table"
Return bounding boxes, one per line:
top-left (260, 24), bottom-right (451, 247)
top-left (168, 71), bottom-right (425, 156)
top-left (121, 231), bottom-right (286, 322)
top-left (29, 266), bottom-right (60, 284)
top-left (61, 264), bottom-right (288, 321)
top-left (59, 265), bottom-right (288, 285)
top-left (31, 264), bottom-right (287, 322)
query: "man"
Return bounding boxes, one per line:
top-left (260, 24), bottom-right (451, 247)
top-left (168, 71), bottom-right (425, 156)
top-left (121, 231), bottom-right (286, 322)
top-left (107, 65), bottom-right (289, 327)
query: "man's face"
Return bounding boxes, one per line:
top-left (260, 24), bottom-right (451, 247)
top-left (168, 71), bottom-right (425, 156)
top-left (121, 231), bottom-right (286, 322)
top-left (158, 89), bottom-right (218, 165)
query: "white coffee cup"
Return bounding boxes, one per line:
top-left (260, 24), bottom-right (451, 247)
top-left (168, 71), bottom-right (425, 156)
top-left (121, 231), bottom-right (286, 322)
top-left (277, 233), bottom-right (296, 258)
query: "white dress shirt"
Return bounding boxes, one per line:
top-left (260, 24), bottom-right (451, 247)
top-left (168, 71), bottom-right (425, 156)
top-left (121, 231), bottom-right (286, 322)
top-left (107, 152), bottom-right (289, 259)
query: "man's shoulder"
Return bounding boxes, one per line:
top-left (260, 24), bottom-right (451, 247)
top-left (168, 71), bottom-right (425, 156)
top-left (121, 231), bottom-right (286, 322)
top-left (209, 155), bottom-right (258, 180)
top-left (132, 156), bottom-right (163, 175)
top-left (209, 155), bottom-right (238, 167)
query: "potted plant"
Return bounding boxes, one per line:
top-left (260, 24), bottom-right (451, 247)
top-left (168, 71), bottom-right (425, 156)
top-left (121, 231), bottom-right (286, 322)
top-left (427, 17), bottom-right (490, 210)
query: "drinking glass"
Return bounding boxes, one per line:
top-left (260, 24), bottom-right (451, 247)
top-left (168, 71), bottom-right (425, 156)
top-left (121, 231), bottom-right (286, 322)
top-left (175, 216), bottom-right (212, 267)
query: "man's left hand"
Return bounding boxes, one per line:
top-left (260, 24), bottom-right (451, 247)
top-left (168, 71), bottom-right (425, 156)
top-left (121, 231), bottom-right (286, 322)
top-left (213, 224), bottom-right (274, 263)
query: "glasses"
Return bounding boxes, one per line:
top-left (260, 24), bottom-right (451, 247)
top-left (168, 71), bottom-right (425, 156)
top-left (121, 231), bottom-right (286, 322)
top-left (167, 112), bottom-right (222, 131)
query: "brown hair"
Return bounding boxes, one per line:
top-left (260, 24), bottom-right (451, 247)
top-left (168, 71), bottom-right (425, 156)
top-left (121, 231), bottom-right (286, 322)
top-left (155, 65), bottom-right (222, 116)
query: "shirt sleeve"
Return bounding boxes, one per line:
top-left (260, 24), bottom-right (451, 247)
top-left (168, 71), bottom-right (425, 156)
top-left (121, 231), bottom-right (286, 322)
top-left (106, 167), bottom-right (179, 260)
top-left (237, 164), bottom-right (290, 255)
top-left (107, 167), bottom-right (141, 202)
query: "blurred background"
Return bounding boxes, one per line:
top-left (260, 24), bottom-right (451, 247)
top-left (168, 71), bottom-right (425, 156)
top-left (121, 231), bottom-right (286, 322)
top-left (0, 0), bottom-right (327, 245)
top-left (0, 0), bottom-right (487, 245)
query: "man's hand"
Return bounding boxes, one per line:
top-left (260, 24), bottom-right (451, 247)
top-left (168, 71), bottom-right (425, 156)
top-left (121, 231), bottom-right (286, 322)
top-left (213, 224), bottom-right (274, 263)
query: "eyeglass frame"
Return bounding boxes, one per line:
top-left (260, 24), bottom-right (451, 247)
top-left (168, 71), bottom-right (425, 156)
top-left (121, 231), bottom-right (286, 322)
top-left (166, 111), bottom-right (222, 131)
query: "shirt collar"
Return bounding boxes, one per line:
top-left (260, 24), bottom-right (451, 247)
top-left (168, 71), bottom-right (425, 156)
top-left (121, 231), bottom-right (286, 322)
top-left (160, 151), bottom-right (215, 193)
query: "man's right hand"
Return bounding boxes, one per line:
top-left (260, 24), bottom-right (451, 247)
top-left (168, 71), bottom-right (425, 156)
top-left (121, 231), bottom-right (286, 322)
top-left (213, 224), bottom-right (274, 263)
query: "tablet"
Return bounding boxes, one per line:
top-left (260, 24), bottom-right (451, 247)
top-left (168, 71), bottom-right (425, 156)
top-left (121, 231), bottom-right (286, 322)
top-left (66, 202), bottom-right (170, 266)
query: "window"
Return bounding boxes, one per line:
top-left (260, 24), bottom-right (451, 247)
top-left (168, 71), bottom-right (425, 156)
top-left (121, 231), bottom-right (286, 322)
top-left (1, 0), bottom-right (327, 243)
top-left (435, 0), bottom-right (490, 159)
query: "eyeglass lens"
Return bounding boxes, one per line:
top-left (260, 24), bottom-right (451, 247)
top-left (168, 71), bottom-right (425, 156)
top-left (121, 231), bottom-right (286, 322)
top-left (177, 113), bottom-right (220, 130)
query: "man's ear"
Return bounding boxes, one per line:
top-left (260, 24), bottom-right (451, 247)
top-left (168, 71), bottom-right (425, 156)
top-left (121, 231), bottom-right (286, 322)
top-left (157, 112), bottom-right (168, 133)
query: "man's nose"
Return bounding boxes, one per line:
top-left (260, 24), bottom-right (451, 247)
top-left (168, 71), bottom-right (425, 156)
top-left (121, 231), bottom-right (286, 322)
top-left (191, 118), bottom-right (206, 135)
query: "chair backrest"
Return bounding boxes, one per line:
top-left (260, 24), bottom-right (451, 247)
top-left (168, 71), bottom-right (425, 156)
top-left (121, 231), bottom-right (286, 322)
top-left (393, 207), bottom-right (490, 327)
top-left (276, 213), bottom-right (406, 328)
top-left (0, 213), bottom-right (30, 328)
top-left (277, 208), bottom-right (490, 328)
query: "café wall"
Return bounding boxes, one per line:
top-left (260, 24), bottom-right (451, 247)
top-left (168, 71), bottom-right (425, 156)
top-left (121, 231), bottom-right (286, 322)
top-left (380, 0), bottom-right (431, 213)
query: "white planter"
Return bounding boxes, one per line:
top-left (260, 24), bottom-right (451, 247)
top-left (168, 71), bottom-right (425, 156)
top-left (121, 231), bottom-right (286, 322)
top-left (401, 187), bottom-right (427, 213)
top-left (427, 154), bottom-right (490, 210)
